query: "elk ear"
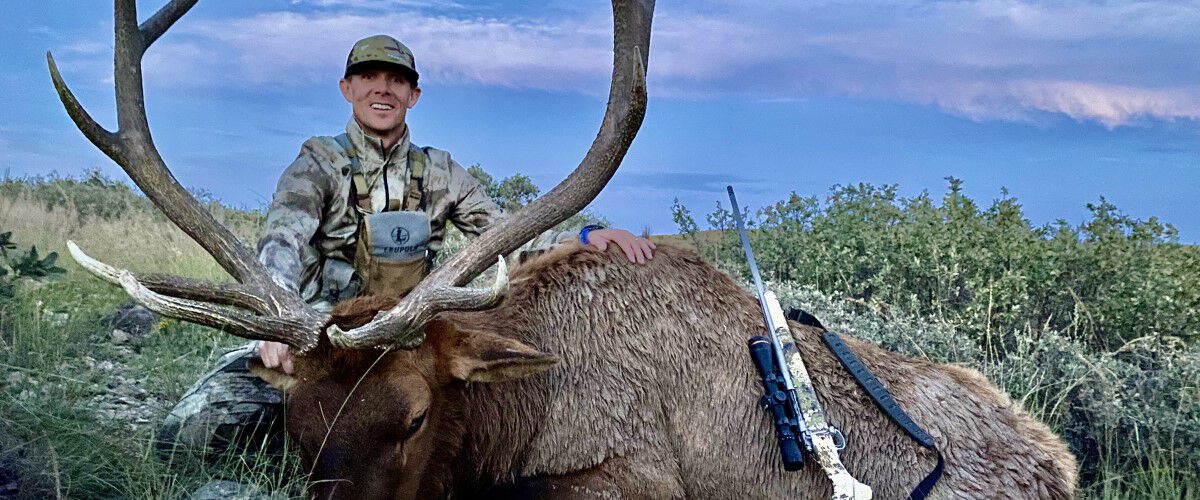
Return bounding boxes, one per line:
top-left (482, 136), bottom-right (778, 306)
top-left (249, 359), bottom-right (300, 394)
top-left (446, 331), bottom-right (559, 383)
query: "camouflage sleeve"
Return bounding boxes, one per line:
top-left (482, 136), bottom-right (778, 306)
top-left (444, 158), bottom-right (577, 264)
top-left (445, 157), bottom-right (502, 238)
top-left (256, 138), bottom-right (336, 292)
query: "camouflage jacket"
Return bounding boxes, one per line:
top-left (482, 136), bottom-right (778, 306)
top-left (257, 119), bottom-right (573, 307)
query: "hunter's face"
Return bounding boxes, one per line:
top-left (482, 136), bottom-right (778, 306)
top-left (340, 67), bottom-right (421, 140)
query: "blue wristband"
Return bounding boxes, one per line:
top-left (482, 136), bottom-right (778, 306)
top-left (579, 224), bottom-right (605, 245)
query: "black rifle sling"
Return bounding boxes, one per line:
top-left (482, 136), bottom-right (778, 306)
top-left (788, 308), bottom-right (945, 500)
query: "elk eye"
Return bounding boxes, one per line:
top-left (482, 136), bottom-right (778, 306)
top-left (406, 411), bottom-right (426, 437)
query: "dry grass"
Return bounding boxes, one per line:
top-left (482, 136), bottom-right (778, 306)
top-left (0, 195), bottom-right (254, 281)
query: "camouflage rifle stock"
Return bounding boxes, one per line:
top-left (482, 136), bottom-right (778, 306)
top-left (728, 186), bottom-right (872, 500)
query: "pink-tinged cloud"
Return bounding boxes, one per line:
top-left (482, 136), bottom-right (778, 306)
top-left (905, 80), bottom-right (1200, 128)
top-left (1004, 82), bottom-right (1200, 128)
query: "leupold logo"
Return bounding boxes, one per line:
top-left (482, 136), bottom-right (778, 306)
top-left (391, 226), bottom-right (410, 244)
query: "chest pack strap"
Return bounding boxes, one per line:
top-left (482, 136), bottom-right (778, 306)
top-left (787, 308), bottom-right (945, 500)
top-left (332, 134), bottom-right (370, 212)
top-left (333, 134), bottom-right (429, 213)
top-left (404, 144), bottom-right (426, 211)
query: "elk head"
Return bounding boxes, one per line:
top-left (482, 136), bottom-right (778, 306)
top-left (52, 0), bottom-right (654, 497)
top-left (250, 297), bottom-right (559, 499)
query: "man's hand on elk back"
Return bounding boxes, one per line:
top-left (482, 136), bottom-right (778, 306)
top-left (585, 228), bottom-right (656, 264)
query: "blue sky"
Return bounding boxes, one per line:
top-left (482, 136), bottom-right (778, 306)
top-left (2, 0), bottom-right (1198, 241)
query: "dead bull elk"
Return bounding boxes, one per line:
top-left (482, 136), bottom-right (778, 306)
top-left (52, 0), bottom-right (1077, 498)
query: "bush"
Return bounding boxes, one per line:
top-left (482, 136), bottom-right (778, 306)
top-left (675, 179), bottom-right (1199, 348)
top-left (0, 170), bottom-right (153, 223)
top-left (0, 231), bottom-right (65, 301)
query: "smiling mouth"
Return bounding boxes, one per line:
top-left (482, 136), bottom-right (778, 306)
top-left (370, 103), bottom-right (395, 111)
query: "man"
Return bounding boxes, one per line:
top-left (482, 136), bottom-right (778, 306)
top-left (158, 35), bottom-right (655, 455)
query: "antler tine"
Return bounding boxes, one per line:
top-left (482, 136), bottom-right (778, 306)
top-left (106, 0), bottom-right (273, 287)
top-left (46, 54), bottom-right (121, 161)
top-left (64, 238), bottom-right (274, 312)
top-left (140, 0), bottom-right (200, 48)
top-left (433, 0), bottom-right (653, 287)
top-left (327, 0), bottom-right (655, 350)
top-left (50, 1), bottom-right (329, 351)
top-left (328, 257), bottom-right (510, 349)
top-left (68, 241), bottom-right (321, 351)
top-left (112, 271), bottom-right (319, 349)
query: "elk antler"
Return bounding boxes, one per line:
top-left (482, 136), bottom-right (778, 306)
top-left (50, 0), bottom-right (329, 352)
top-left (327, 0), bottom-right (656, 349)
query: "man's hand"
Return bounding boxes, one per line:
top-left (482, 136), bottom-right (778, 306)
top-left (259, 341), bottom-right (294, 374)
top-left (586, 228), bottom-right (656, 264)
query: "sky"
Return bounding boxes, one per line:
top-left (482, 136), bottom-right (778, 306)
top-left (1, 0), bottom-right (1198, 241)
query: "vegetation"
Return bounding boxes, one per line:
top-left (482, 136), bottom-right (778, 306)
top-left (466, 164), bottom-right (540, 212)
top-left (1, 171), bottom-right (1195, 498)
top-left (0, 232), bottom-right (66, 301)
top-left (465, 163), bottom-right (607, 229)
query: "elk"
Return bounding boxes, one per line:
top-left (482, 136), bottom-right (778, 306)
top-left (53, 1), bottom-right (1077, 499)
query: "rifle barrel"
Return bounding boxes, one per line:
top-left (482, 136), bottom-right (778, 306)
top-left (727, 186), bottom-right (795, 393)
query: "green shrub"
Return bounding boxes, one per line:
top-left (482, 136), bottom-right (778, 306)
top-left (675, 179), bottom-right (1199, 348)
top-left (0, 231), bottom-right (66, 302)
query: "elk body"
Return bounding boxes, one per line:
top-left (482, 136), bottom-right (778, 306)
top-left (53, 0), bottom-right (1076, 498)
top-left (254, 243), bottom-right (1078, 499)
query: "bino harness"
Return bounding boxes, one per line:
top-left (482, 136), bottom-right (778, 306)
top-left (333, 133), bottom-right (433, 298)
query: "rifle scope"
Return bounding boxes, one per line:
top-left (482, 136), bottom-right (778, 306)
top-left (748, 336), bottom-right (805, 471)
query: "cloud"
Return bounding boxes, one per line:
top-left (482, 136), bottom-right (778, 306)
top-left (292, 0), bottom-right (469, 10)
top-left (61, 41), bottom-right (109, 56)
top-left (68, 0), bottom-right (1200, 127)
top-left (910, 80), bottom-right (1200, 128)
top-left (28, 26), bottom-right (58, 37)
top-left (0, 135), bottom-right (89, 178)
top-left (616, 171), bottom-right (765, 194)
top-left (1142, 144), bottom-right (1198, 155)
top-left (136, 10), bottom-right (613, 93)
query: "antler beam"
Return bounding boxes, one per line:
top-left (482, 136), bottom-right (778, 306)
top-left (52, 0), bottom-right (328, 352)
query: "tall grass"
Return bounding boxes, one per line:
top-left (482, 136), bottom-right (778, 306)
top-left (0, 171), bottom-right (263, 280)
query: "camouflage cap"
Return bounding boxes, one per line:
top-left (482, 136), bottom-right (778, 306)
top-left (344, 35), bottom-right (419, 84)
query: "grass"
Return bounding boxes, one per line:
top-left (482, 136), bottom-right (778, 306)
top-left (0, 271), bottom-right (308, 498)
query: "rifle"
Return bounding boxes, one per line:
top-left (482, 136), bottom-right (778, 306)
top-left (728, 186), bottom-right (872, 499)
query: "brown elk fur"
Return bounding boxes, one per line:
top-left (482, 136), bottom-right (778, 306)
top-left (256, 243), bottom-right (1078, 499)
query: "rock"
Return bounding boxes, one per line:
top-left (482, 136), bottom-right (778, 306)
top-left (4, 372), bottom-right (25, 387)
top-left (0, 443), bottom-right (22, 500)
top-left (104, 302), bottom-right (161, 337)
top-left (110, 329), bottom-right (131, 345)
top-left (157, 344), bottom-right (285, 461)
top-left (43, 312), bottom-right (69, 328)
top-left (188, 480), bottom-right (285, 500)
